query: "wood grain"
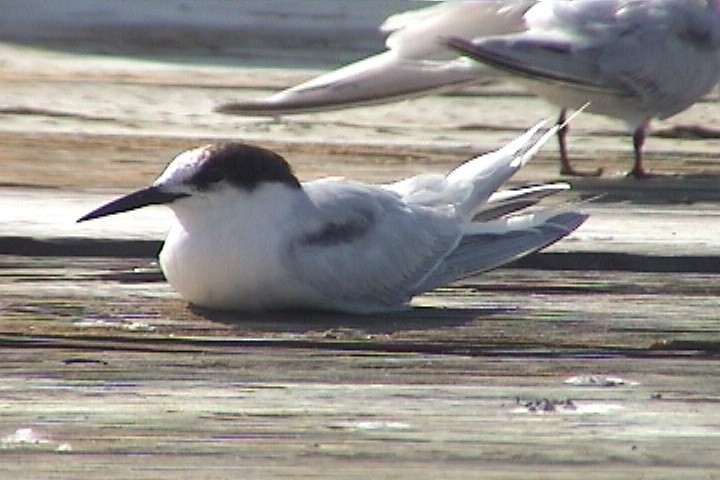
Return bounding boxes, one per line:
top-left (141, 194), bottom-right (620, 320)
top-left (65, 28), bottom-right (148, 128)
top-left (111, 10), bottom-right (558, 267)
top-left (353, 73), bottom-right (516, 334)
top-left (2, 18), bottom-right (720, 477)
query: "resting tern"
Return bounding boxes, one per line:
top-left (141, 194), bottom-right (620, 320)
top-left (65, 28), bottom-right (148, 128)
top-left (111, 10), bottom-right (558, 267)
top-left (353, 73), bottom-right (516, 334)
top-left (223, 0), bottom-right (720, 178)
top-left (78, 121), bottom-right (586, 313)
top-left (447, 0), bottom-right (720, 177)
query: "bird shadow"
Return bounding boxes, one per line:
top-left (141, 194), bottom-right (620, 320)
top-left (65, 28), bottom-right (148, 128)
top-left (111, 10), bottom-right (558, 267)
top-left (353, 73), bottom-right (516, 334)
top-left (567, 171), bottom-right (720, 205)
top-left (187, 304), bottom-right (513, 336)
top-left (652, 124), bottom-right (720, 140)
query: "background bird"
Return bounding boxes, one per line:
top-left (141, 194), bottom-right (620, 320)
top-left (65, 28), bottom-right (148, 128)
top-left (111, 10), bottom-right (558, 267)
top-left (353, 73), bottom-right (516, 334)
top-left (219, 0), bottom-right (533, 114)
top-left (446, 0), bottom-right (720, 178)
top-left (78, 120), bottom-right (587, 314)
top-left (222, 0), bottom-right (720, 178)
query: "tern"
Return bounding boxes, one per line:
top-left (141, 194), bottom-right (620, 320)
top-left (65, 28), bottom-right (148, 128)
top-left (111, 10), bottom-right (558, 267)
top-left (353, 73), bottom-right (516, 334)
top-left (78, 120), bottom-right (586, 313)
top-left (219, 0), bottom-right (534, 114)
top-left (446, 0), bottom-right (720, 178)
top-left (222, 0), bottom-right (720, 178)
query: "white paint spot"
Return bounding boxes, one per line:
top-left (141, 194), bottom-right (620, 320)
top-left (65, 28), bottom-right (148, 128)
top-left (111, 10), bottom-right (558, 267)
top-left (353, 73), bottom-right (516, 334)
top-left (564, 375), bottom-right (637, 387)
top-left (1, 428), bottom-right (49, 448)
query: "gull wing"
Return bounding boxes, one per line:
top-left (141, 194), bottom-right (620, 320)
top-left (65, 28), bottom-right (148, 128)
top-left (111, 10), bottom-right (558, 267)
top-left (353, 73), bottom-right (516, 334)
top-left (285, 179), bottom-right (462, 313)
top-left (218, 0), bottom-right (533, 116)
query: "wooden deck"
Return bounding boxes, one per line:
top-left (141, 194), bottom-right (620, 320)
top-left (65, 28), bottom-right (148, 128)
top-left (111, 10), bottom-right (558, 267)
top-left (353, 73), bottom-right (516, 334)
top-left (1, 8), bottom-right (720, 477)
top-left (2, 256), bottom-right (720, 478)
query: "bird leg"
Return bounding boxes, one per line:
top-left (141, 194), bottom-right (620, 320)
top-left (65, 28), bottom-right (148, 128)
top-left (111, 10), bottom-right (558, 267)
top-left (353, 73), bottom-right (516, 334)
top-left (628, 125), bottom-right (651, 178)
top-left (557, 109), bottom-right (603, 177)
top-left (558, 109), bottom-right (570, 171)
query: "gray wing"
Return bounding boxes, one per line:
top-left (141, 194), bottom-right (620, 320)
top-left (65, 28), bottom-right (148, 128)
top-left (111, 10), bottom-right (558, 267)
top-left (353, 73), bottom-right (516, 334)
top-left (595, 0), bottom-right (720, 117)
top-left (448, 0), bottom-right (720, 116)
top-left (414, 211), bottom-right (588, 293)
top-left (217, 0), bottom-right (533, 116)
top-left (476, 183), bottom-right (570, 222)
top-left (218, 51), bottom-right (484, 116)
top-left (284, 179), bottom-right (461, 312)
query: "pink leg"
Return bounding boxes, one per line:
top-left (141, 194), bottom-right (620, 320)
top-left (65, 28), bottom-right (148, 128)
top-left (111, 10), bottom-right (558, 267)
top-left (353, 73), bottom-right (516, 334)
top-left (557, 109), bottom-right (602, 177)
top-left (628, 124), bottom-right (650, 178)
top-left (558, 109), bottom-right (572, 174)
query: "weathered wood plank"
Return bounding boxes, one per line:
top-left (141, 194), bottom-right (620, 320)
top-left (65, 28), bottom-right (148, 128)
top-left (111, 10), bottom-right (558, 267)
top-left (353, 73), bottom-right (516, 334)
top-left (2, 19), bottom-right (720, 478)
top-left (2, 256), bottom-right (720, 478)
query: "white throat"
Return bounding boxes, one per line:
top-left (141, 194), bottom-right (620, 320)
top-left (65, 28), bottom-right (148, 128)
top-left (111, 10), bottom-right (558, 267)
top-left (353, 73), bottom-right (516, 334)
top-left (158, 182), bottom-right (320, 310)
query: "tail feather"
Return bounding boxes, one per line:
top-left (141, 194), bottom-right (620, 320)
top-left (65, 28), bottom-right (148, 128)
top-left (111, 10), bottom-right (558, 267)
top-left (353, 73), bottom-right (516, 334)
top-left (414, 210), bottom-right (588, 293)
top-left (447, 106), bottom-right (587, 220)
top-left (475, 182), bottom-right (570, 221)
top-left (446, 120), bottom-right (556, 219)
top-left (488, 182), bottom-right (570, 204)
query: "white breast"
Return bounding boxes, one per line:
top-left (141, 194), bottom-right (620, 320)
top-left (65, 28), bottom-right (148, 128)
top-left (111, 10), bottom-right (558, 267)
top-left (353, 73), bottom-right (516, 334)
top-left (158, 183), bottom-right (325, 311)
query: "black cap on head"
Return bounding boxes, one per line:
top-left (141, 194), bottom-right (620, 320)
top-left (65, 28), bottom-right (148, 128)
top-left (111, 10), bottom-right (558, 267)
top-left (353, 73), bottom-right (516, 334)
top-left (191, 143), bottom-right (301, 191)
top-left (77, 142), bottom-right (301, 224)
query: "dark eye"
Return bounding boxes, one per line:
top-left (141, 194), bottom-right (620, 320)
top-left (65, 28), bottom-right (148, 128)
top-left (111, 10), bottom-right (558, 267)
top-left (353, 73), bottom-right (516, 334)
top-left (193, 166), bottom-right (225, 190)
top-left (204, 167), bottom-right (224, 184)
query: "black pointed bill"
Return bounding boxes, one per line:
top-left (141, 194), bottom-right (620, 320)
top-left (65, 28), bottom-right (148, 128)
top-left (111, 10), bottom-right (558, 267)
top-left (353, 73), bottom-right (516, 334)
top-left (77, 186), bottom-right (188, 223)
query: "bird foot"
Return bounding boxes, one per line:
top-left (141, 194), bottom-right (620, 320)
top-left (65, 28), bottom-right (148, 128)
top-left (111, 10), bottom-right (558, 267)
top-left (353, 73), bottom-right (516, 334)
top-left (560, 166), bottom-right (604, 177)
top-left (626, 168), bottom-right (653, 179)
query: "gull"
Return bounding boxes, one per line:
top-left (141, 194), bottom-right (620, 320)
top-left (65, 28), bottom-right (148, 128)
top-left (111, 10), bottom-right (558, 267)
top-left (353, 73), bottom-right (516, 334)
top-left (77, 120), bottom-right (587, 313)
top-left (446, 0), bottom-right (720, 177)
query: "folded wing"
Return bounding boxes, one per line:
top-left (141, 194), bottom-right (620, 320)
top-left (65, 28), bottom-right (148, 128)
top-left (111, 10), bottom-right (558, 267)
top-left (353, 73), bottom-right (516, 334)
top-left (286, 180), bottom-right (462, 313)
top-left (284, 122), bottom-right (586, 312)
top-left (414, 210), bottom-right (587, 293)
top-left (446, 0), bottom-right (720, 119)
